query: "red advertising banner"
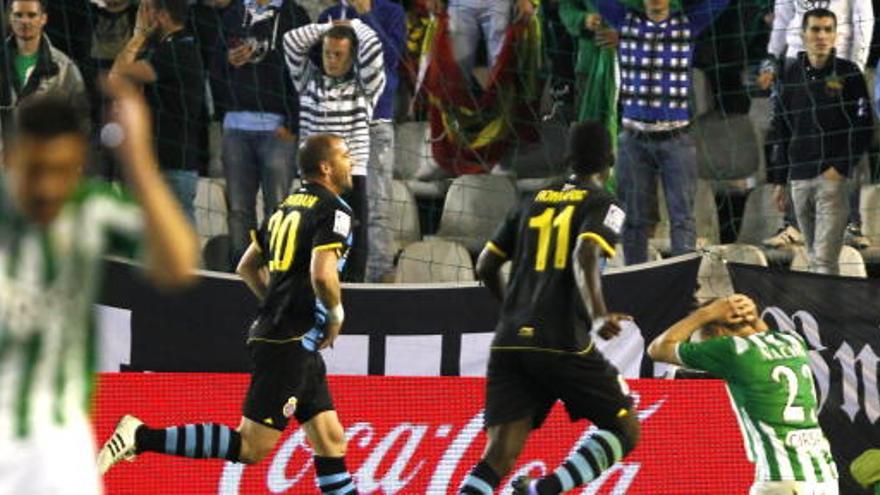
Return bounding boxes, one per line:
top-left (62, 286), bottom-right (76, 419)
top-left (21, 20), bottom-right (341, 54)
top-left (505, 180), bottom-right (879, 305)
top-left (94, 374), bottom-right (754, 494)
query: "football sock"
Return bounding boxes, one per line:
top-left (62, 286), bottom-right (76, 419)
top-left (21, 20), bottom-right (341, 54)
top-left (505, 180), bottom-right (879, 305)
top-left (460, 460), bottom-right (501, 494)
top-left (536, 429), bottom-right (624, 494)
top-left (135, 423), bottom-right (241, 462)
top-left (314, 456), bottom-right (357, 494)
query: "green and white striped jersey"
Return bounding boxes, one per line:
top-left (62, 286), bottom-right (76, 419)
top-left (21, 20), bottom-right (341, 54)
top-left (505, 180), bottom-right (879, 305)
top-left (678, 330), bottom-right (838, 483)
top-left (0, 177), bottom-right (142, 442)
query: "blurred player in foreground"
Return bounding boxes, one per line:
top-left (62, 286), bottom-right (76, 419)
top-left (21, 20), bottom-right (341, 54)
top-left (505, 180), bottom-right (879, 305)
top-left (459, 121), bottom-right (640, 495)
top-left (0, 78), bottom-right (197, 494)
top-left (98, 134), bottom-right (360, 495)
top-left (649, 294), bottom-right (839, 494)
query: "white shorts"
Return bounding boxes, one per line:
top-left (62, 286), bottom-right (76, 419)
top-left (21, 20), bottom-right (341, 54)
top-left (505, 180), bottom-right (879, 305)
top-left (750, 480), bottom-right (839, 495)
top-left (0, 420), bottom-right (102, 495)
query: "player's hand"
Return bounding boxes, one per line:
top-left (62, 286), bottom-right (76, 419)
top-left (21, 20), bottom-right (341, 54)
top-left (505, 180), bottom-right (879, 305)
top-left (597, 313), bottom-right (633, 340)
top-left (101, 75), bottom-right (153, 167)
top-left (756, 71), bottom-right (775, 91)
top-left (228, 43), bottom-right (254, 67)
top-left (319, 322), bottom-right (342, 350)
top-left (514, 0), bottom-right (535, 23)
top-left (705, 295), bottom-right (754, 325)
top-left (726, 294), bottom-right (758, 324)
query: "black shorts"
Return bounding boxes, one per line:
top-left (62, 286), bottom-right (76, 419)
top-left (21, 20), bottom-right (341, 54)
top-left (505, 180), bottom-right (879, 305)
top-left (242, 341), bottom-right (334, 431)
top-left (484, 347), bottom-right (633, 429)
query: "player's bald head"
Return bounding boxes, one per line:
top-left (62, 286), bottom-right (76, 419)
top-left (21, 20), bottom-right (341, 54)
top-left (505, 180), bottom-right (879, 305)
top-left (298, 134), bottom-right (344, 178)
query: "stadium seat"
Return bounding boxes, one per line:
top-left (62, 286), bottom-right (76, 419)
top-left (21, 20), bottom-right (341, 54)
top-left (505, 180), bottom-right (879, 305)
top-left (736, 184), bottom-right (786, 246)
top-left (194, 177), bottom-right (228, 248)
top-left (861, 183), bottom-right (880, 245)
top-left (652, 179), bottom-right (720, 253)
top-left (790, 245), bottom-right (867, 278)
top-left (696, 244), bottom-right (768, 300)
top-left (516, 175), bottom-right (566, 194)
top-left (202, 234), bottom-right (231, 272)
top-left (394, 239), bottom-right (476, 283)
top-left (501, 120), bottom-right (568, 179)
top-left (390, 180), bottom-right (421, 253)
top-left (394, 121), bottom-right (432, 180)
top-left (694, 111), bottom-right (760, 181)
top-left (431, 174), bottom-right (518, 254)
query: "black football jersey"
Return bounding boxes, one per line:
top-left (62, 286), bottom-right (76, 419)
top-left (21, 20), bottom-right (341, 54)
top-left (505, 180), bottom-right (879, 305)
top-left (487, 180), bottom-right (625, 352)
top-left (249, 182), bottom-right (353, 344)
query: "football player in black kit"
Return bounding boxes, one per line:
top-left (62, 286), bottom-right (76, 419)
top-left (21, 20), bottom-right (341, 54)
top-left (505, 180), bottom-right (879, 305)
top-left (459, 121), bottom-right (641, 495)
top-left (98, 134), bottom-right (359, 495)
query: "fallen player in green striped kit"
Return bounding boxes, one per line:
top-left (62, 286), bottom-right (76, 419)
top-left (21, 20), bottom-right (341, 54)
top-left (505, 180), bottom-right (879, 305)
top-left (649, 294), bottom-right (839, 495)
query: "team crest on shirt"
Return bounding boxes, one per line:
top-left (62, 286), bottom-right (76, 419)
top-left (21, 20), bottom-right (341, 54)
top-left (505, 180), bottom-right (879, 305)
top-left (603, 205), bottom-right (626, 234)
top-left (282, 396), bottom-right (298, 418)
top-left (333, 210), bottom-right (351, 237)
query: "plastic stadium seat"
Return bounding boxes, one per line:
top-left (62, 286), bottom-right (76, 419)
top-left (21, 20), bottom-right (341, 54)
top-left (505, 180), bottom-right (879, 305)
top-left (432, 175), bottom-right (518, 253)
top-left (694, 111), bottom-right (760, 181)
top-left (860, 184), bottom-right (880, 245)
top-left (394, 239), bottom-right (475, 283)
top-left (791, 245), bottom-right (867, 278)
top-left (652, 179), bottom-right (720, 252)
top-left (194, 177), bottom-right (228, 247)
top-left (737, 184), bottom-right (786, 246)
top-left (394, 121), bottom-right (432, 180)
top-left (696, 244), bottom-right (768, 300)
top-left (202, 234), bottom-right (231, 272)
top-left (501, 120), bottom-right (568, 179)
top-left (390, 180), bottom-right (421, 252)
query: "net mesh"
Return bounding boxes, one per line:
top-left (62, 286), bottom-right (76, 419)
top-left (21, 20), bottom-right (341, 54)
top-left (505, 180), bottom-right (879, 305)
top-left (20, 0), bottom-right (879, 290)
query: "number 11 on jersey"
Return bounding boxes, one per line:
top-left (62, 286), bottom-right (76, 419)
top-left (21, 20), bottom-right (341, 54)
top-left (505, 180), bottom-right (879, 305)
top-left (528, 206), bottom-right (575, 271)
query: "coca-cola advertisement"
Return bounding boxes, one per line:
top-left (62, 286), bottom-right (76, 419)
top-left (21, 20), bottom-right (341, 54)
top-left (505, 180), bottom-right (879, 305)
top-left (94, 374), bottom-right (754, 494)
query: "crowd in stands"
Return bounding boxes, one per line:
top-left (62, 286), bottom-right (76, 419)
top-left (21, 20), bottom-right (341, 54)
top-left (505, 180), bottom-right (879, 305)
top-left (3, 0), bottom-right (880, 280)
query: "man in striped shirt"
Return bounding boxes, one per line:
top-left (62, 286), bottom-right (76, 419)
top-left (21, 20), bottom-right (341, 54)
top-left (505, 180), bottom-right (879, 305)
top-left (0, 79), bottom-right (197, 493)
top-left (649, 295), bottom-right (839, 494)
top-left (596, 0), bottom-right (727, 265)
top-left (283, 18), bottom-right (385, 281)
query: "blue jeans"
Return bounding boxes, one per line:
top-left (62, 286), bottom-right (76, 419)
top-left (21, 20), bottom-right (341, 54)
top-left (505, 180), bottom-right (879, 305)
top-left (448, 0), bottom-right (511, 76)
top-left (222, 129), bottom-right (298, 264)
top-left (617, 130), bottom-right (697, 265)
top-left (366, 122), bottom-right (395, 282)
top-left (162, 169), bottom-right (198, 225)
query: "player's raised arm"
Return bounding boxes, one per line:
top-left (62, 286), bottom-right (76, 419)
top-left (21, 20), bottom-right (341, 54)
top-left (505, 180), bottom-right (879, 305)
top-left (103, 76), bottom-right (197, 287)
top-left (647, 294), bottom-right (755, 364)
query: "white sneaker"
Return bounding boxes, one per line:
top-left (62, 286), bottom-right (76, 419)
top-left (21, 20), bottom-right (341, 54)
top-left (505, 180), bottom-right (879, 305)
top-left (762, 224), bottom-right (804, 248)
top-left (97, 415), bottom-right (143, 475)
